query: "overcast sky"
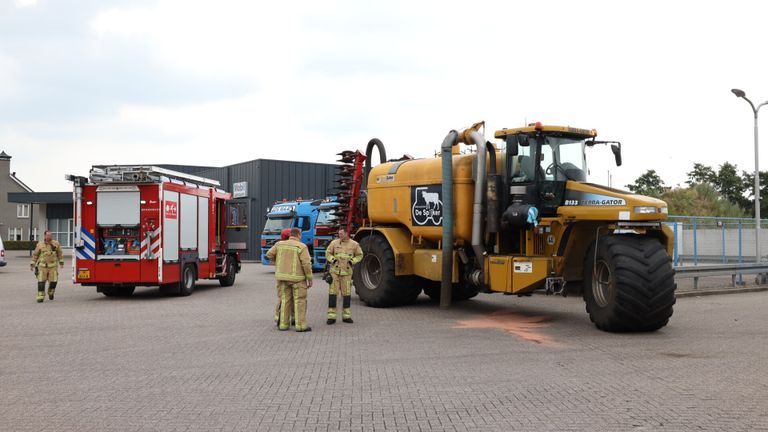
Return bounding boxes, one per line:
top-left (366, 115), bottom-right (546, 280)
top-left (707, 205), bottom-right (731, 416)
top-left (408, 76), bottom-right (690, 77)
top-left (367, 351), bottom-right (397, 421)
top-left (1, 0), bottom-right (767, 193)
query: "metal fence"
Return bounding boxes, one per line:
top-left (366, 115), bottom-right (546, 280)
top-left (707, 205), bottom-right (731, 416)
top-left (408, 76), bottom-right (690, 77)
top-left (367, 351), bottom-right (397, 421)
top-left (666, 216), bottom-right (768, 288)
top-left (666, 216), bottom-right (768, 267)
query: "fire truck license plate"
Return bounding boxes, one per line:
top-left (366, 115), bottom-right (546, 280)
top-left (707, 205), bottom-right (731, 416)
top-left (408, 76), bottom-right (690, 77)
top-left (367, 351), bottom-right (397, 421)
top-left (77, 269), bottom-right (91, 279)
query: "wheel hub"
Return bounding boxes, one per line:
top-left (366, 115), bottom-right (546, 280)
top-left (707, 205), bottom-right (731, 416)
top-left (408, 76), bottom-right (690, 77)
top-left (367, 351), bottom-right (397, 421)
top-left (361, 254), bottom-right (382, 290)
top-left (592, 260), bottom-right (613, 307)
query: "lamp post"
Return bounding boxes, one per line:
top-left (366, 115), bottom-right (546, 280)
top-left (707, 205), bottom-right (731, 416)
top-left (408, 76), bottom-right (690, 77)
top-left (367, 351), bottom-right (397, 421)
top-left (732, 88), bottom-right (768, 263)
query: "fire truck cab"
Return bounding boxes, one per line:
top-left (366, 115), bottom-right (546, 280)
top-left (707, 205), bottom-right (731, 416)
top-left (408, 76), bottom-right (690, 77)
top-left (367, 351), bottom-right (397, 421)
top-left (67, 165), bottom-right (245, 297)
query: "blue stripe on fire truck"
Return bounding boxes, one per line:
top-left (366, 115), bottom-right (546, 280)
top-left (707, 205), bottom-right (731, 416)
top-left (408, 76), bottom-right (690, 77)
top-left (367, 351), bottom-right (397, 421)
top-left (77, 228), bottom-right (96, 260)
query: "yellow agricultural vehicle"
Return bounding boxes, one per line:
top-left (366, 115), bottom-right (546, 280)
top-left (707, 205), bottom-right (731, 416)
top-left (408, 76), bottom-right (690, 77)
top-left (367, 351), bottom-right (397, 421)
top-left (336, 122), bottom-right (676, 332)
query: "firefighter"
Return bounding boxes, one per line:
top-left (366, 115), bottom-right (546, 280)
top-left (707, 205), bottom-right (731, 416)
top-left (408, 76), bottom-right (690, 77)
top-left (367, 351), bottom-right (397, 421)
top-left (265, 227), bottom-right (313, 332)
top-left (325, 227), bottom-right (363, 324)
top-left (273, 228), bottom-right (294, 326)
top-left (30, 230), bottom-right (64, 303)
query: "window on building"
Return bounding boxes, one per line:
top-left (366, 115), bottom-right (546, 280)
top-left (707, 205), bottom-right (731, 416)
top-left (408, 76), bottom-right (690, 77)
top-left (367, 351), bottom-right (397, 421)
top-left (7, 227), bottom-right (23, 241)
top-left (30, 228), bottom-right (38, 241)
top-left (17, 204), bottom-right (30, 218)
top-left (49, 218), bottom-right (74, 247)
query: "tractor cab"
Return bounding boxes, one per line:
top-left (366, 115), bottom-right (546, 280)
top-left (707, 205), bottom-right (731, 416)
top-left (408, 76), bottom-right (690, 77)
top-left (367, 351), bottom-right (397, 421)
top-left (495, 123), bottom-right (622, 217)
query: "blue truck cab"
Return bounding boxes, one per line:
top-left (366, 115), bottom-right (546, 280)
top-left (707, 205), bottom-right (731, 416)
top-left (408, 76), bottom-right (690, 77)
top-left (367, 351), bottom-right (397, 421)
top-left (260, 199), bottom-right (325, 271)
top-left (312, 200), bottom-right (340, 269)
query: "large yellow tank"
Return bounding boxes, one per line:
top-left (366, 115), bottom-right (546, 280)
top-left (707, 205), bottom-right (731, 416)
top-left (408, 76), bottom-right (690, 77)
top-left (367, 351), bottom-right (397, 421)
top-left (367, 152), bottom-right (498, 245)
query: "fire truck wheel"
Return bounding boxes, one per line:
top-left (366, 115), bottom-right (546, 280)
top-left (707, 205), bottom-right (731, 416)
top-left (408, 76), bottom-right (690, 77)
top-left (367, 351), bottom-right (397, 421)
top-left (353, 234), bottom-right (421, 307)
top-left (219, 259), bottom-right (237, 287)
top-left (583, 235), bottom-right (676, 332)
top-left (179, 264), bottom-right (196, 296)
top-left (99, 285), bottom-right (135, 297)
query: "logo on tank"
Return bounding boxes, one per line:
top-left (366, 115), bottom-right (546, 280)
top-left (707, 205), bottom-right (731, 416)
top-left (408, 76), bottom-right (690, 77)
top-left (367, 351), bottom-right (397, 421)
top-left (411, 186), bottom-right (443, 226)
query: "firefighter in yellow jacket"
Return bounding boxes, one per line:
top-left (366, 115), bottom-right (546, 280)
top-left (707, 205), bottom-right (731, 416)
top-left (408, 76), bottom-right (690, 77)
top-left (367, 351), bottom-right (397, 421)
top-left (265, 227), bottom-right (313, 332)
top-left (325, 227), bottom-right (363, 324)
top-left (30, 230), bottom-right (64, 303)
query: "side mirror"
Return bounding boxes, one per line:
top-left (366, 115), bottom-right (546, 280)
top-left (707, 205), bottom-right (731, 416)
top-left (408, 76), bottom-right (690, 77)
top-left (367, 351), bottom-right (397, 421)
top-left (611, 144), bottom-right (622, 166)
top-left (506, 136), bottom-right (519, 156)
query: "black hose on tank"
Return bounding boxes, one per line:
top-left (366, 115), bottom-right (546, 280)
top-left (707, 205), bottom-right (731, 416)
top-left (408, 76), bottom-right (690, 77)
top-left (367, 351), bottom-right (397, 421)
top-left (363, 138), bottom-right (387, 191)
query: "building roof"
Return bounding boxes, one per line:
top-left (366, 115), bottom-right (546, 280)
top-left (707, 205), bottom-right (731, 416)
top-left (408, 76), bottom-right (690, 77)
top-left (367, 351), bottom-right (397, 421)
top-left (9, 173), bottom-right (33, 192)
top-left (8, 192), bottom-right (72, 204)
top-left (0, 151), bottom-right (10, 161)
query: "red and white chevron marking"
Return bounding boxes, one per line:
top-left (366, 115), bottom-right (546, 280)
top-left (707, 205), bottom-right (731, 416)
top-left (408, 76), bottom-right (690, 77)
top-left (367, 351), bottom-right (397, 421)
top-left (140, 227), bottom-right (162, 258)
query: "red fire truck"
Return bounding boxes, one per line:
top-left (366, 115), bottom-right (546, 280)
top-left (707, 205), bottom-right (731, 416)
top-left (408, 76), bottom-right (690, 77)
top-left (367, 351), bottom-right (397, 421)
top-left (67, 166), bottom-right (248, 297)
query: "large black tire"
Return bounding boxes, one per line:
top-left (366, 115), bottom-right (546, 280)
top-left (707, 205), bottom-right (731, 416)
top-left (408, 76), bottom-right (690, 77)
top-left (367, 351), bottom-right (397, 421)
top-left (218, 258), bottom-right (236, 287)
top-left (583, 235), bottom-right (676, 332)
top-left (422, 281), bottom-right (479, 302)
top-left (353, 235), bottom-right (421, 307)
top-left (179, 264), bottom-right (196, 296)
top-left (99, 285), bottom-right (135, 297)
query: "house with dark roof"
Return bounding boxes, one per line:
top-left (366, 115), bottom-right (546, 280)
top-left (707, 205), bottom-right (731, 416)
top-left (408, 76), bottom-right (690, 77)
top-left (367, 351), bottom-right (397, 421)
top-left (0, 151), bottom-right (52, 242)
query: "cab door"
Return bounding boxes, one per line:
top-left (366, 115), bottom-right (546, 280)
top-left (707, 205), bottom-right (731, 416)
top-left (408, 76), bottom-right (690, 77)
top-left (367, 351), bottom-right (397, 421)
top-left (225, 199), bottom-right (249, 251)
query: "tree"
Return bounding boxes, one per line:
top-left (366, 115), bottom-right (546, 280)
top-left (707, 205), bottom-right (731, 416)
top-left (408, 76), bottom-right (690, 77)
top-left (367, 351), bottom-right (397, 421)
top-left (686, 162), bottom-right (751, 212)
top-left (739, 171), bottom-right (768, 217)
top-left (686, 163), bottom-right (716, 185)
top-left (716, 162), bottom-right (749, 209)
top-left (626, 170), bottom-right (666, 198)
top-left (662, 184), bottom-right (747, 218)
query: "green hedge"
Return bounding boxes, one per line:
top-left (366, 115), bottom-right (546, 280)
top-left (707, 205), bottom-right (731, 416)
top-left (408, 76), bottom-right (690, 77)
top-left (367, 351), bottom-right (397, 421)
top-left (3, 240), bottom-right (37, 250)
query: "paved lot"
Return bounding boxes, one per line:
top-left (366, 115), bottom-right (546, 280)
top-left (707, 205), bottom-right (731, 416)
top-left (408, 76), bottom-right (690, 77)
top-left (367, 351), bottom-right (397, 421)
top-left (1, 254), bottom-right (767, 432)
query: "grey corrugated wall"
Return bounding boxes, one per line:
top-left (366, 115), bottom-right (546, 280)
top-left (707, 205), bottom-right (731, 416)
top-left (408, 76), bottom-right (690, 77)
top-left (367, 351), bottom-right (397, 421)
top-left (198, 159), bottom-right (336, 261)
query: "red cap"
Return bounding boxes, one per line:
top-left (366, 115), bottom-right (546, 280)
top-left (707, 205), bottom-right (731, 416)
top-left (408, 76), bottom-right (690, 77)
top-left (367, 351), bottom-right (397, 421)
top-left (280, 228), bottom-right (291, 240)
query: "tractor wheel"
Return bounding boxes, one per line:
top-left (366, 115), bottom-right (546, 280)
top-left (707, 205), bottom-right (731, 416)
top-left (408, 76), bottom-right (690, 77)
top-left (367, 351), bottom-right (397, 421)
top-left (422, 281), bottom-right (479, 302)
top-left (218, 258), bottom-right (237, 287)
top-left (583, 235), bottom-right (676, 332)
top-left (353, 235), bottom-right (421, 307)
top-left (99, 285), bottom-right (135, 297)
top-left (179, 264), bottom-right (196, 296)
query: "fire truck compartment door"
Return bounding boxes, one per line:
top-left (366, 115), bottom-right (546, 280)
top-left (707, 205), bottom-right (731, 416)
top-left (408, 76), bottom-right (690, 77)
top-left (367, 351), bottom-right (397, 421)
top-left (97, 190), bottom-right (140, 226)
top-left (199, 197), bottom-right (209, 259)
top-left (163, 190), bottom-right (179, 261)
top-left (180, 193), bottom-right (197, 250)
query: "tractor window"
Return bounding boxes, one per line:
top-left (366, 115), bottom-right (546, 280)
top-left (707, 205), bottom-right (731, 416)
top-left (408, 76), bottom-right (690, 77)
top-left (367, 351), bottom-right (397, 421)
top-left (509, 144), bottom-right (535, 183)
top-left (539, 144), bottom-right (555, 181)
top-left (542, 137), bottom-right (586, 182)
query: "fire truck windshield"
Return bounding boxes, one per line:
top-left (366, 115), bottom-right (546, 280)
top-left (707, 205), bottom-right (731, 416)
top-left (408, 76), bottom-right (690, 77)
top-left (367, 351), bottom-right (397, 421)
top-left (263, 217), bottom-right (292, 234)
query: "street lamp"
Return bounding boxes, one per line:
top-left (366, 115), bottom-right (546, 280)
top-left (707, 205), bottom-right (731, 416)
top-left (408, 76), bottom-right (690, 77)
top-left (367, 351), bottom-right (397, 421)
top-left (731, 88), bottom-right (768, 263)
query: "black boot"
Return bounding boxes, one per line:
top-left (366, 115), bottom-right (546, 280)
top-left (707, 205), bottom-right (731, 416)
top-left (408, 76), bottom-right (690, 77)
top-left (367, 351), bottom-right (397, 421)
top-left (48, 282), bottom-right (57, 300)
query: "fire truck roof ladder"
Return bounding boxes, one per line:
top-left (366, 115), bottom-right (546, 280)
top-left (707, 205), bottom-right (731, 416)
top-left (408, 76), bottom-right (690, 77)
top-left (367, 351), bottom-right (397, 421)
top-left (89, 165), bottom-right (221, 188)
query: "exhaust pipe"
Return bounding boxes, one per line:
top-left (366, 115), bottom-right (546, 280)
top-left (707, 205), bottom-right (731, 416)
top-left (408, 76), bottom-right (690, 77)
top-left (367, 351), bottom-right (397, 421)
top-left (467, 130), bottom-right (487, 264)
top-left (485, 142), bottom-right (499, 237)
top-left (440, 130), bottom-right (459, 309)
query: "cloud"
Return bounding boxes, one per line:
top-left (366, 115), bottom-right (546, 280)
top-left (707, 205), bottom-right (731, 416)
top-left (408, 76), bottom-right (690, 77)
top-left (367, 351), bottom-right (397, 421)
top-left (14, 0), bottom-right (37, 8)
top-left (1, 0), bottom-right (768, 194)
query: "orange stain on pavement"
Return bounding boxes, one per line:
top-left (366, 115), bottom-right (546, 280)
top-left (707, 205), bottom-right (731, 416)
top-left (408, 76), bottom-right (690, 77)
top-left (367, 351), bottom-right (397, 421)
top-left (453, 311), bottom-right (561, 347)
